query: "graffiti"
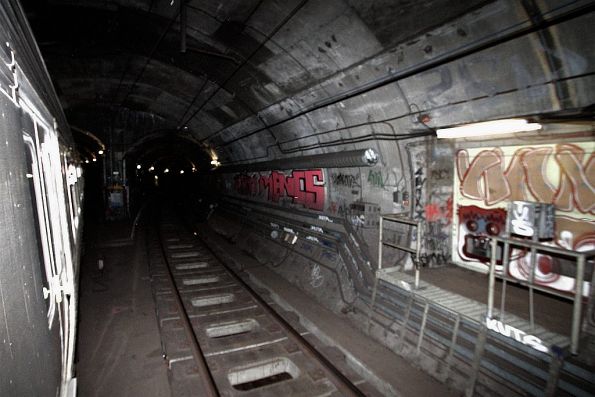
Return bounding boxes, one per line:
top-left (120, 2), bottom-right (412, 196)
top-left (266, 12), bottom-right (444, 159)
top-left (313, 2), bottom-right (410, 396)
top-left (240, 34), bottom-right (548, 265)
top-left (309, 264), bottom-right (324, 288)
top-left (413, 167), bottom-right (426, 220)
top-left (367, 169), bottom-right (403, 189)
top-left (367, 170), bottom-right (384, 188)
top-left (310, 225), bottom-right (324, 234)
top-left (405, 141), bottom-right (455, 268)
top-left (454, 142), bottom-right (595, 296)
top-left (420, 197), bottom-right (453, 266)
top-left (425, 203), bottom-right (440, 222)
top-left (456, 144), bottom-right (595, 213)
top-left (424, 197), bottom-right (453, 224)
top-left (486, 317), bottom-right (549, 353)
top-left (234, 169), bottom-right (325, 211)
top-left (318, 215), bottom-right (333, 223)
top-left (306, 236), bottom-right (320, 243)
top-left (331, 172), bottom-right (360, 188)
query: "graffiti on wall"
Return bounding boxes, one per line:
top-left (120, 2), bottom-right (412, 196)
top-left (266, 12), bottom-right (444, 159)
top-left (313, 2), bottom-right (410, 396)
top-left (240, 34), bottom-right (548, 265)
top-left (453, 142), bottom-right (595, 295)
top-left (456, 144), bottom-right (594, 212)
top-left (233, 169), bottom-right (325, 211)
top-left (331, 172), bottom-right (360, 189)
top-left (407, 142), bottom-right (454, 267)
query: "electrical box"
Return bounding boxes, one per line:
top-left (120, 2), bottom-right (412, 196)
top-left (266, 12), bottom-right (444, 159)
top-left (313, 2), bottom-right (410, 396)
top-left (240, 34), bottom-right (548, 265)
top-left (506, 201), bottom-right (555, 239)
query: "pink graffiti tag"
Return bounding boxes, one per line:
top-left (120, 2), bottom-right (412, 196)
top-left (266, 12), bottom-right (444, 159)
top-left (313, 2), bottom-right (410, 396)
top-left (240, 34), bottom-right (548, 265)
top-left (234, 170), bottom-right (325, 211)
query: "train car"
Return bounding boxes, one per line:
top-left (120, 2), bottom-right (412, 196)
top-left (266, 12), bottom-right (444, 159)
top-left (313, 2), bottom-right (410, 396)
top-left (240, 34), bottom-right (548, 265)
top-left (0, 1), bottom-right (83, 396)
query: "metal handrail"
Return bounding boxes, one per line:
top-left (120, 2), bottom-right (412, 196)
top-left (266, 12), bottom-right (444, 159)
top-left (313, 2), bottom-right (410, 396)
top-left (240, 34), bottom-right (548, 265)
top-left (487, 236), bottom-right (595, 355)
top-left (368, 214), bottom-right (422, 331)
top-left (377, 214), bottom-right (422, 287)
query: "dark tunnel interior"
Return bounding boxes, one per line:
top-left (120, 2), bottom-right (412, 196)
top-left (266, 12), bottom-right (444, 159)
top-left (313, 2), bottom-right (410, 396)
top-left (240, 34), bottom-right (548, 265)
top-left (2, 0), bottom-right (594, 396)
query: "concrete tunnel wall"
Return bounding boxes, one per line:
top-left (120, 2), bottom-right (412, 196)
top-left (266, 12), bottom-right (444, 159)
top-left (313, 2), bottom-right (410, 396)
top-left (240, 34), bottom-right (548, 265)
top-left (26, 0), bottom-right (595, 313)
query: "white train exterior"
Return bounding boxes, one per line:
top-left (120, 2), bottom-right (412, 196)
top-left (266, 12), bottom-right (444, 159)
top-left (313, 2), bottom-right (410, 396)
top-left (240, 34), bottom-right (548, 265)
top-left (1, 1), bottom-right (83, 396)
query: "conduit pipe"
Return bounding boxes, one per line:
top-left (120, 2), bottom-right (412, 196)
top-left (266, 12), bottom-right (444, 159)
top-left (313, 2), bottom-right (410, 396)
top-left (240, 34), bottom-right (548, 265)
top-left (215, 148), bottom-right (379, 173)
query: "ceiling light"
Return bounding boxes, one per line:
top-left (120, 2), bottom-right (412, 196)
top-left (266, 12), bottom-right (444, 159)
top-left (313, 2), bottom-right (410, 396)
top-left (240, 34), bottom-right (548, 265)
top-left (210, 159), bottom-right (220, 167)
top-left (85, 159), bottom-right (89, 164)
top-left (164, 168), bottom-right (169, 173)
top-left (436, 119), bottom-right (541, 139)
top-left (179, 170), bottom-right (184, 174)
top-left (136, 164), bottom-right (141, 170)
top-left (148, 166), bottom-right (155, 172)
top-left (92, 158), bottom-right (97, 162)
top-left (98, 150), bottom-right (104, 155)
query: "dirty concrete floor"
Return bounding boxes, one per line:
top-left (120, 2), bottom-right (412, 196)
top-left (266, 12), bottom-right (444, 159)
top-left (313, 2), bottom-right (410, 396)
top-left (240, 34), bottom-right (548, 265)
top-left (76, 220), bottom-right (170, 397)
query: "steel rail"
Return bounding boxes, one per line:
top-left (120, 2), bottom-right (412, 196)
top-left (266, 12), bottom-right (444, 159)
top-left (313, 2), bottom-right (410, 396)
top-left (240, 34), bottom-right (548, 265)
top-left (188, 222), bottom-right (366, 397)
top-left (153, 209), bottom-right (220, 397)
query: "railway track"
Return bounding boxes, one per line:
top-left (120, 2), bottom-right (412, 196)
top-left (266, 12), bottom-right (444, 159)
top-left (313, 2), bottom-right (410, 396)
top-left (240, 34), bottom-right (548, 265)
top-left (146, 207), bottom-right (372, 396)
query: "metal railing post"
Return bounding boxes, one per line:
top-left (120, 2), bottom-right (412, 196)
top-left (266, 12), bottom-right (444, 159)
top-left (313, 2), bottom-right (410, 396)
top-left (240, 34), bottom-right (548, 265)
top-left (571, 254), bottom-right (586, 355)
top-left (415, 220), bottom-right (421, 289)
top-left (485, 236), bottom-right (594, 356)
top-left (487, 238), bottom-right (497, 319)
top-left (500, 239), bottom-right (510, 321)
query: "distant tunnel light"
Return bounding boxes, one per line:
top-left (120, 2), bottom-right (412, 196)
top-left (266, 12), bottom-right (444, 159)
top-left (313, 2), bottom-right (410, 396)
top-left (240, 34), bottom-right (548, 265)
top-left (436, 119), bottom-right (542, 139)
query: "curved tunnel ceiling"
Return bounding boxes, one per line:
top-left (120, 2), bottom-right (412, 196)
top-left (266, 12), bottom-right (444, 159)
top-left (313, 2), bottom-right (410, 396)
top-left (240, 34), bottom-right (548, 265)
top-left (23, 0), bottom-right (595, 168)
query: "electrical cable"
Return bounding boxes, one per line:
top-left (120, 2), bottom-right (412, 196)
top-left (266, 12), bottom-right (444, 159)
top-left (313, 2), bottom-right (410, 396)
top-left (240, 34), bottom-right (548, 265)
top-left (119, 7), bottom-right (182, 107)
top-left (179, 0), bottom-right (310, 128)
top-left (199, 2), bottom-right (594, 149)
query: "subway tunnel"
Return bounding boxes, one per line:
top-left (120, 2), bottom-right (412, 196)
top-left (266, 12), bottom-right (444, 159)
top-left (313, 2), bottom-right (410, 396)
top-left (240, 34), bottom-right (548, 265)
top-left (2, 0), bottom-right (595, 396)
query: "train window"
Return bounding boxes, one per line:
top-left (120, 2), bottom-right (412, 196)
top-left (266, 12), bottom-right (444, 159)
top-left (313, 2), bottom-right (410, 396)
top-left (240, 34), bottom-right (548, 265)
top-left (22, 130), bottom-right (57, 328)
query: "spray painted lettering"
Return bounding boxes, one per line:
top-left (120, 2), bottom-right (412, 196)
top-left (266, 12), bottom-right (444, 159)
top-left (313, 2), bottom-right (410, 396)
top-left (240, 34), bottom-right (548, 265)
top-left (367, 170), bottom-right (384, 188)
top-left (234, 170), bottom-right (325, 211)
top-left (456, 144), bottom-right (594, 213)
top-left (331, 172), bottom-right (360, 188)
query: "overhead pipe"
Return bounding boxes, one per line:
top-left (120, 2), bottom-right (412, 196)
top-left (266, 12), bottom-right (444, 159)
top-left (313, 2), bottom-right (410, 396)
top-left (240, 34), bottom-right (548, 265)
top-left (215, 148), bottom-right (379, 173)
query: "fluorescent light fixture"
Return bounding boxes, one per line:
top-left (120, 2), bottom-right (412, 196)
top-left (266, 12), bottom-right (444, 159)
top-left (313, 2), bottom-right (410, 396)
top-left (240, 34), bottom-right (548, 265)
top-left (436, 119), bottom-right (541, 139)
